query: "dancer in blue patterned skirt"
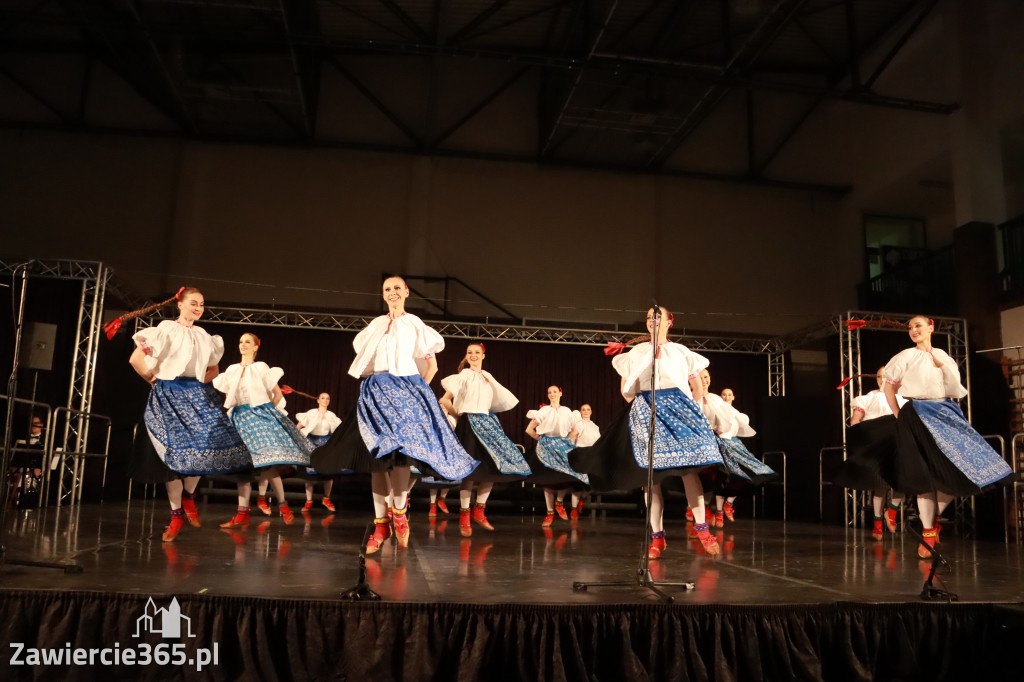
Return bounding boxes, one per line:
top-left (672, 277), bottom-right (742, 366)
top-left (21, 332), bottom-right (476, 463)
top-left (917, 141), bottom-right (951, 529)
top-left (883, 315), bottom-right (1013, 558)
top-left (525, 385), bottom-right (589, 528)
top-left (295, 392), bottom-right (342, 513)
top-left (698, 369), bottom-right (775, 528)
top-left (570, 306), bottom-right (725, 558)
top-left (117, 287), bottom-right (250, 542)
top-left (309, 276), bottom-right (478, 554)
top-left (440, 342), bottom-right (530, 537)
top-left (214, 332), bottom-right (313, 529)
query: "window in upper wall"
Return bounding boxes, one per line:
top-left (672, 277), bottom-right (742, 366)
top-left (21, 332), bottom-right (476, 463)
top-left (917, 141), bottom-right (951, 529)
top-left (863, 214), bottom-right (927, 280)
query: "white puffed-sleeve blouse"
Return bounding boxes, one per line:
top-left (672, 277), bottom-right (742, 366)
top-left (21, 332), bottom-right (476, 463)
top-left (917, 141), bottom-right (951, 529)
top-left (883, 348), bottom-right (967, 400)
top-left (348, 313), bottom-right (444, 378)
top-left (612, 342), bottom-right (708, 399)
top-left (132, 320), bottom-right (225, 381)
top-left (213, 362), bottom-right (284, 410)
top-left (440, 369), bottom-right (518, 415)
top-left (525, 405), bottom-right (574, 438)
top-left (296, 409), bottom-right (342, 436)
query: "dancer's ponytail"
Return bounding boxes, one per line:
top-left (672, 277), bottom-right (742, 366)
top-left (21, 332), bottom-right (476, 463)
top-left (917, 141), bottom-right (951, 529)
top-left (104, 286), bottom-right (197, 340)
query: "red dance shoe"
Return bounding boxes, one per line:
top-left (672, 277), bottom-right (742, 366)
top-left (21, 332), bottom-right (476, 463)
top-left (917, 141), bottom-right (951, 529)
top-left (322, 498), bottom-right (335, 512)
top-left (459, 507), bottom-right (472, 537)
top-left (302, 500), bottom-right (313, 512)
top-left (884, 504), bottom-right (899, 533)
top-left (181, 495), bottom-right (201, 528)
top-left (647, 532), bottom-right (667, 559)
top-left (257, 496), bottom-right (272, 516)
top-left (392, 506), bottom-right (410, 547)
top-left (429, 503), bottom-right (438, 518)
top-left (714, 511), bottom-right (725, 528)
top-left (280, 504), bottom-right (294, 525)
top-left (471, 503), bottom-right (494, 531)
top-left (541, 512), bottom-right (554, 528)
top-left (918, 527), bottom-right (937, 559)
top-left (554, 502), bottom-right (569, 521)
top-left (693, 523), bottom-right (720, 557)
top-left (723, 502), bottom-right (735, 523)
top-left (436, 499), bottom-right (450, 515)
top-left (162, 510), bottom-right (185, 542)
top-left (872, 517), bottom-right (884, 541)
top-left (577, 499), bottom-right (585, 515)
top-left (366, 518), bottom-right (392, 555)
top-left (570, 509), bottom-right (579, 520)
top-left (219, 507), bottom-right (251, 529)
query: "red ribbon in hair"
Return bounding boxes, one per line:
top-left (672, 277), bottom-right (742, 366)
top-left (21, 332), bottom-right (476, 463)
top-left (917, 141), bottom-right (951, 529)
top-left (836, 377), bottom-right (853, 390)
top-left (103, 318), bottom-right (123, 340)
top-left (846, 319), bottom-right (867, 331)
top-left (174, 286), bottom-right (186, 300)
top-left (281, 386), bottom-right (294, 395)
top-left (604, 341), bottom-right (627, 356)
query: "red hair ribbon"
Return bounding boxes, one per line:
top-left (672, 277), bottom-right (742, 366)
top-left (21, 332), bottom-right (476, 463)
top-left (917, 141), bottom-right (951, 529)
top-left (174, 286), bottom-right (186, 300)
top-left (281, 385), bottom-right (317, 400)
top-left (477, 342), bottom-right (485, 352)
top-left (103, 318), bottom-right (123, 340)
top-left (836, 377), bottom-right (853, 390)
top-left (604, 341), bottom-right (627, 356)
top-left (846, 319), bottom-right (867, 331)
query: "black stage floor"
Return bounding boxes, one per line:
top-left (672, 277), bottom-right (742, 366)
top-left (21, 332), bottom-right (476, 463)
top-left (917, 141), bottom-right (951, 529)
top-left (2, 500), bottom-right (1023, 604)
top-left (2, 500), bottom-right (1024, 681)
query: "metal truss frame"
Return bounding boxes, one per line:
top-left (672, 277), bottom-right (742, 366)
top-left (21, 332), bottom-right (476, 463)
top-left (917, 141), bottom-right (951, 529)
top-left (137, 304), bottom-right (780, 354)
top-left (0, 257), bottom-right (144, 506)
top-left (811, 310), bottom-right (971, 532)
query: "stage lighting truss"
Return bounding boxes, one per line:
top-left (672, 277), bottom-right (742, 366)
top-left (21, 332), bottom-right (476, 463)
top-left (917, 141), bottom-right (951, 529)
top-left (0, 258), bottom-right (144, 507)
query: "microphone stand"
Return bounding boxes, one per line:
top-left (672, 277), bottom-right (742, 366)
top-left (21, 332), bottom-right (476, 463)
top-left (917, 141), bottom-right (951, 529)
top-left (909, 525), bottom-right (957, 602)
top-left (573, 305), bottom-right (695, 602)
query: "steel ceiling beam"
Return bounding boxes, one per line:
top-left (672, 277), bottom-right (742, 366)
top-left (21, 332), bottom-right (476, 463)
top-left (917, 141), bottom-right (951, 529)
top-left (325, 57), bottom-right (422, 148)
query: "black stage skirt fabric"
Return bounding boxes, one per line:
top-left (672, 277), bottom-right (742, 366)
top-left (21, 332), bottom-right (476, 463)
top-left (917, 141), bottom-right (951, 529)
top-left (830, 416), bottom-right (898, 492)
top-left (309, 403), bottom-right (440, 478)
top-left (891, 401), bottom-right (997, 496)
top-left (455, 418), bottom-right (527, 484)
top-left (522, 446), bottom-right (588, 488)
top-left (569, 405), bottom-right (699, 491)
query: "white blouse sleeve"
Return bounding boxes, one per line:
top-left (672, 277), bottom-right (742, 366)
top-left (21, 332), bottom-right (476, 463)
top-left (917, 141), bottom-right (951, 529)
top-left (261, 364), bottom-right (285, 392)
top-left (883, 351), bottom-right (908, 385)
top-left (413, 319), bottom-right (445, 358)
top-left (440, 373), bottom-right (464, 397)
top-left (934, 349), bottom-right (968, 399)
top-left (483, 371), bottom-right (519, 413)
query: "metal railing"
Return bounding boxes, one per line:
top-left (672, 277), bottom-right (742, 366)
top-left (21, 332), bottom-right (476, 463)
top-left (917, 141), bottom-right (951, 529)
top-left (1011, 433), bottom-right (1023, 544)
top-left (756, 450), bottom-right (787, 521)
top-left (50, 407), bottom-right (111, 506)
top-left (0, 395), bottom-right (54, 509)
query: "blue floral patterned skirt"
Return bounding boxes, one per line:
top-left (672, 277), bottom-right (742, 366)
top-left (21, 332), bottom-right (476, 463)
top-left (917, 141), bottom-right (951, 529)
top-left (456, 413), bottom-right (532, 482)
top-left (571, 388), bottom-right (724, 491)
top-left (142, 378), bottom-right (250, 477)
top-left (356, 373), bottom-right (478, 481)
top-left (893, 400), bottom-right (1012, 495)
top-left (230, 403), bottom-right (312, 469)
top-left (524, 435), bottom-right (589, 486)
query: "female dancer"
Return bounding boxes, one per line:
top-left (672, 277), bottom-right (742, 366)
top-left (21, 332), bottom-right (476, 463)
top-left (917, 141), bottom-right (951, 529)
top-left (440, 342), bottom-right (530, 536)
top-left (309, 276), bottom-right (477, 554)
top-left (214, 332), bottom-right (313, 527)
top-left (570, 306), bottom-right (724, 557)
top-left (698, 370), bottom-right (775, 527)
top-left (884, 315), bottom-right (1012, 557)
top-left (296, 392), bottom-right (342, 512)
top-left (120, 287), bottom-right (250, 541)
top-left (567, 404), bottom-right (600, 519)
top-left (832, 367), bottom-right (907, 540)
top-left (525, 385), bottom-right (589, 527)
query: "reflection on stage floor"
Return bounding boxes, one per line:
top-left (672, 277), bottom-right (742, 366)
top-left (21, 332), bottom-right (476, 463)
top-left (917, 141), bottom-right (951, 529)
top-left (2, 500), bottom-right (1023, 605)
